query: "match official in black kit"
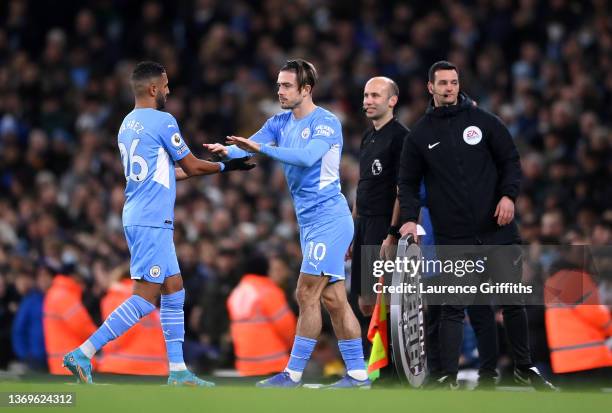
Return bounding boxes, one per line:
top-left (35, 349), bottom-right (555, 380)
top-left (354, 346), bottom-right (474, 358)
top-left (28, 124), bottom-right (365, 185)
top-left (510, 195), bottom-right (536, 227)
top-left (398, 61), bottom-right (557, 390)
top-left (350, 77), bottom-right (407, 316)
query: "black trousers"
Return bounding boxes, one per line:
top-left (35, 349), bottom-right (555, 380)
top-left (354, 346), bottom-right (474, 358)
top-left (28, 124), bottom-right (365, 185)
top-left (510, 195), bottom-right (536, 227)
top-left (427, 304), bottom-right (498, 379)
top-left (350, 215), bottom-right (390, 298)
top-left (437, 244), bottom-right (532, 378)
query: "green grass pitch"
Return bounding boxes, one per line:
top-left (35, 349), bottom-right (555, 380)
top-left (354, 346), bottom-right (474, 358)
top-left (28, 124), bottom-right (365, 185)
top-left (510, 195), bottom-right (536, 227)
top-left (1, 378), bottom-right (610, 413)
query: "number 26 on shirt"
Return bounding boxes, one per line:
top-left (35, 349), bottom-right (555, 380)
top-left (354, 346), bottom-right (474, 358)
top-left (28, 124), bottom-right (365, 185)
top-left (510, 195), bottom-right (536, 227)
top-left (119, 139), bottom-right (148, 182)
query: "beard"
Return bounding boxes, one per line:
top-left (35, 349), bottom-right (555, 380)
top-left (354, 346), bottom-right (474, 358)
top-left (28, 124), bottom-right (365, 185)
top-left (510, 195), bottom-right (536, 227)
top-left (155, 92), bottom-right (166, 110)
top-left (280, 96), bottom-right (302, 110)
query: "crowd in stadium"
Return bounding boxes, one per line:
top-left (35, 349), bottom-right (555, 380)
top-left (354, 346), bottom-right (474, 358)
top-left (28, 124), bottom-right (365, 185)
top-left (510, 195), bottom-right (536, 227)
top-left (0, 0), bottom-right (610, 380)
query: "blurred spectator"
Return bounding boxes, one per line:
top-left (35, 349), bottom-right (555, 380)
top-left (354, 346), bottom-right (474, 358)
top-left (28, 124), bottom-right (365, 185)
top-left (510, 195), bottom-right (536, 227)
top-left (545, 265), bottom-right (612, 386)
top-left (43, 268), bottom-right (97, 375)
top-left (227, 253), bottom-right (296, 376)
top-left (0, 274), bottom-right (14, 369)
top-left (11, 266), bottom-right (52, 371)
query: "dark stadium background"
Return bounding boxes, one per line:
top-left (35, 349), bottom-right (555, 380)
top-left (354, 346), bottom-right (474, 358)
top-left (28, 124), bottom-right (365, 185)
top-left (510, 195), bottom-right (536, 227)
top-left (0, 0), bottom-right (610, 384)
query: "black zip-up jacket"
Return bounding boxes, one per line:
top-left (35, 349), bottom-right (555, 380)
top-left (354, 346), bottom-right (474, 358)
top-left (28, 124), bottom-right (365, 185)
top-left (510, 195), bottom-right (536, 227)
top-left (398, 93), bottom-right (521, 244)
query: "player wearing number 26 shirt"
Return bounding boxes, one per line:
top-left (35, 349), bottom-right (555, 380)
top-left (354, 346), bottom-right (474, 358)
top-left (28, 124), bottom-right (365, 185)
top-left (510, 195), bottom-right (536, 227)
top-left (119, 108), bottom-right (188, 231)
top-left (118, 97), bottom-right (252, 282)
top-left (62, 61), bottom-right (253, 387)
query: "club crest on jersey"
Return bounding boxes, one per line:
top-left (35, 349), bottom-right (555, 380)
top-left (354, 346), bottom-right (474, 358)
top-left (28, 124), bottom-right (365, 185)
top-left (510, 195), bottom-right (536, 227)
top-left (171, 133), bottom-right (183, 147)
top-left (301, 128), bottom-right (311, 139)
top-left (372, 159), bottom-right (383, 175)
top-left (463, 126), bottom-right (482, 145)
top-left (149, 265), bottom-right (161, 278)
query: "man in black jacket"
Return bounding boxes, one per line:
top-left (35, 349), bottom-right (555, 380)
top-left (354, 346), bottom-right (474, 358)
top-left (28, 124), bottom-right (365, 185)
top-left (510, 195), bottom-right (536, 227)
top-left (350, 76), bottom-right (407, 384)
top-left (351, 76), bottom-right (407, 315)
top-left (398, 61), bottom-right (556, 390)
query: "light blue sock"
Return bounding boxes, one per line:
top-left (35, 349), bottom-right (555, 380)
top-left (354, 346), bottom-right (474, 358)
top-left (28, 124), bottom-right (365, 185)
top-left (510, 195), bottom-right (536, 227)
top-left (338, 338), bottom-right (367, 380)
top-left (160, 289), bottom-right (186, 371)
top-left (286, 336), bottom-right (317, 381)
top-left (87, 295), bottom-right (155, 353)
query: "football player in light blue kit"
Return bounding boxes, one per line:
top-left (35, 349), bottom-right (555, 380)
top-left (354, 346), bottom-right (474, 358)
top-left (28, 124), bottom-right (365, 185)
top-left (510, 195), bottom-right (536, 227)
top-left (63, 61), bottom-right (253, 386)
top-left (206, 59), bottom-right (369, 388)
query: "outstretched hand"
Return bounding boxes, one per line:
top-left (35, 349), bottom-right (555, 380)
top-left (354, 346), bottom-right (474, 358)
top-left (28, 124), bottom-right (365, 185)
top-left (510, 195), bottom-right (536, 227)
top-left (221, 157), bottom-right (256, 172)
top-left (203, 143), bottom-right (229, 158)
top-left (226, 136), bottom-right (261, 153)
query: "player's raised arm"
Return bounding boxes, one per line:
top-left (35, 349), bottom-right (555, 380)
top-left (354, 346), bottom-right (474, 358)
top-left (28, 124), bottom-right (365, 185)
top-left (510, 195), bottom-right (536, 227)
top-left (226, 135), bottom-right (330, 168)
top-left (204, 117), bottom-right (279, 160)
top-left (176, 153), bottom-right (255, 180)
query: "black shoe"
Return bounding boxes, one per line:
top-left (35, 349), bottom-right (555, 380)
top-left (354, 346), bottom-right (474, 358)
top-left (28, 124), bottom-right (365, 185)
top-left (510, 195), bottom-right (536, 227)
top-left (514, 366), bottom-right (559, 392)
top-left (473, 373), bottom-right (498, 390)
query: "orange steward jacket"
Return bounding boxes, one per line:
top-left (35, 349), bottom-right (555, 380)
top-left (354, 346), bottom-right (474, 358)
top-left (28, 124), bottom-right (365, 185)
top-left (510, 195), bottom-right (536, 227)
top-left (227, 275), bottom-right (296, 376)
top-left (545, 269), bottom-right (612, 373)
top-left (43, 275), bottom-right (97, 374)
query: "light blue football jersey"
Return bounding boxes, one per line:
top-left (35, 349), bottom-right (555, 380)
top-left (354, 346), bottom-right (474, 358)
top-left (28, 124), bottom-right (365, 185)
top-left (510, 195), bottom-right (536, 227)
top-left (252, 106), bottom-right (350, 226)
top-left (118, 108), bottom-right (191, 229)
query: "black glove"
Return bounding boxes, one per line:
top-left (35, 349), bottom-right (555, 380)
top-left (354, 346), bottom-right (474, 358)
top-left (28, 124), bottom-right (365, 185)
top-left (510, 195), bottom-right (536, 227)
top-left (209, 153), bottom-right (225, 162)
top-left (221, 156), bottom-right (256, 172)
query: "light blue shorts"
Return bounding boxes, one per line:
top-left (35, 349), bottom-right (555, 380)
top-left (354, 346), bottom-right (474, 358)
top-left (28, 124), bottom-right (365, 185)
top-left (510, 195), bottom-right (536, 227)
top-left (299, 214), bottom-right (354, 282)
top-left (124, 226), bottom-right (180, 284)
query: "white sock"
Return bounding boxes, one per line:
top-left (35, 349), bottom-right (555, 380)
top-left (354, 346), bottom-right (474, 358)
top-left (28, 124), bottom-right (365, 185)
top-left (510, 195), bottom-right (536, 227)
top-left (169, 362), bottom-right (187, 371)
top-left (284, 368), bottom-right (302, 382)
top-left (347, 369), bottom-right (368, 381)
top-left (79, 341), bottom-right (96, 359)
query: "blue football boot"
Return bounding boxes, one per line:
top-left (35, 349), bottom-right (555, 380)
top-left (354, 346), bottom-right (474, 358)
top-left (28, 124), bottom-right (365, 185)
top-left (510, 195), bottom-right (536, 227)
top-left (325, 375), bottom-right (371, 389)
top-left (63, 349), bottom-right (93, 384)
top-left (256, 372), bottom-right (302, 388)
top-left (168, 370), bottom-right (215, 387)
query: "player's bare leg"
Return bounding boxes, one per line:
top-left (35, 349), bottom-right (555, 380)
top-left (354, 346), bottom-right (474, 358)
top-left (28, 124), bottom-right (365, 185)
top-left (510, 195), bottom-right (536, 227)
top-left (257, 273), bottom-right (329, 387)
top-left (321, 281), bottom-right (361, 339)
top-left (133, 278), bottom-right (162, 304)
top-left (321, 281), bottom-right (370, 388)
top-left (295, 273), bottom-right (331, 338)
top-left (160, 273), bottom-right (183, 294)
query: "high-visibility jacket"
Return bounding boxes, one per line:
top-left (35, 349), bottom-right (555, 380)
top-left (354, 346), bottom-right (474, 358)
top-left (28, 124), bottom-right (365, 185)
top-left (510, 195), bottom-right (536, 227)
top-left (227, 274), bottom-right (296, 376)
top-left (43, 275), bottom-right (97, 375)
top-left (545, 269), bottom-right (612, 373)
top-left (96, 279), bottom-right (168, 376)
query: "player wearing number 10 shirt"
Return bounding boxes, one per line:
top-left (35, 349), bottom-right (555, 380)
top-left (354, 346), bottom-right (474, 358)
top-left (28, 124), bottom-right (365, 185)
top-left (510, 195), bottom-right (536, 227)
top-left (62, 61), bottom-right (253, 387)
top-left (206, 59), bottom-right (368, 388)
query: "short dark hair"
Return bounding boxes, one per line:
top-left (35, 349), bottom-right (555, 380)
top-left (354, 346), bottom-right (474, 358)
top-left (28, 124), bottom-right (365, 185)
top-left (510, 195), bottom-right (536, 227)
top-left (242, 251), bottom-right (269, 277)
top-left (131, 61), bottom-right (165, 83)
top-left (280, 59), bottom-right (318, 92)
top-left (428, 60), bottom-right (458, 82)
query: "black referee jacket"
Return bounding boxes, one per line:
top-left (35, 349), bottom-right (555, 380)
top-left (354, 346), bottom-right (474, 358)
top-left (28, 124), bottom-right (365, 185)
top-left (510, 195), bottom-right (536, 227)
top-left (356, 118), bottom-right (408, 216)
top-left (398, 93), bottom-right (521, 244)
